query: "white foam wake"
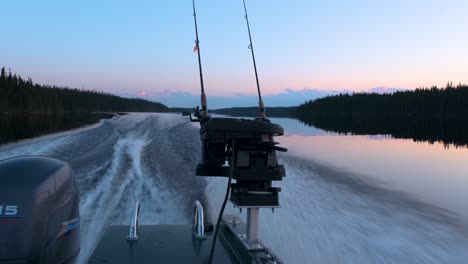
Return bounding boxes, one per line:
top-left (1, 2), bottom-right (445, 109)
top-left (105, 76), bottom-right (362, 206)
top-left (205, 155), bottom-right (468, 264)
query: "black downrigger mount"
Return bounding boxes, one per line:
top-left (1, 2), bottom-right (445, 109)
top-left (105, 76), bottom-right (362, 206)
top-left (195, 116), bottom-right (286, 208)
top-left (188, 0), bottom-right (287, 260)
top-left (185, 111), bottom-right (287, 248)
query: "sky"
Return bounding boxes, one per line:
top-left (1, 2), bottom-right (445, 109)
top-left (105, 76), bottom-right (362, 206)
top-left (1, 0), bottom-right (467, 108)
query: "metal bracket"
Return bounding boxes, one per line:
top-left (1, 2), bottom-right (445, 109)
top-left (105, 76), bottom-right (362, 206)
top-left (192, 200), bottom-right (206, 239)
top-left (127, 201), bottom-right (140, 241)
top-left (222, 215), bottom-right (283, 263)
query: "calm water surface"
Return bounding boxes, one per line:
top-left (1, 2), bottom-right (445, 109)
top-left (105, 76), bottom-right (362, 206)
top-left (0, 113), bottom-right (114, 145)
top-left (270, 117), bottom-right (468, 227)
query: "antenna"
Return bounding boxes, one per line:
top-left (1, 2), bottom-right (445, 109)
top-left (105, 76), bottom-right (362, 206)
top-left (192, 0), bottom-right (208, 117)
top-left (242, 0), bottom-right (266, 119)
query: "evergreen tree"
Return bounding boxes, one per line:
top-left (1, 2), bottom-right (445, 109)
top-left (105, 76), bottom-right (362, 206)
top-left (0, 67), bottom-right (5, 80)
top-left (296, 85), bottom-right (468, 119)
top-left (0, 67), bottom-right (169, 114)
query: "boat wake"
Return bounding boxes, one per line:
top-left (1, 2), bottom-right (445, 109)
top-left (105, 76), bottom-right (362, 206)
top-left (255, 156), bottom-right (468, 263)
top-left (1, 113), bottom-right (467, 264)
top-left (75, 114), bottom-right (207, 263)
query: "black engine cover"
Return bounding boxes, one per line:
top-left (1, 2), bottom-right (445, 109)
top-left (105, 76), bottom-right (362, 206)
top-left (0, 156), bottom-right (80, 264)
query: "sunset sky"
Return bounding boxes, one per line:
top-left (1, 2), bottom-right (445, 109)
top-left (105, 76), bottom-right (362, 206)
top-left (2, 0), bottom-right (467, 107)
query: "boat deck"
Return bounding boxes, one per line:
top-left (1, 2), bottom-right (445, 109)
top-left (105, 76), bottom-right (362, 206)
top-left (88, 216), bottom-right (282, 264)
top-left (89, 225), bottom-right (236, 264)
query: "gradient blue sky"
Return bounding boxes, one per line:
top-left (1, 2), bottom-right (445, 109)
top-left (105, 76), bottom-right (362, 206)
top-left (2, 0), bottom-right (467, 107)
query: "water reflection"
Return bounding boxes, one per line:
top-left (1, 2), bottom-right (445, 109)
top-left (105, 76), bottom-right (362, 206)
top-left (0, 113), bottom-right (114, 145)
top-left (298, 115), bottom-right (468, 148)
top-left (268, 117), bottom-right (468, 228)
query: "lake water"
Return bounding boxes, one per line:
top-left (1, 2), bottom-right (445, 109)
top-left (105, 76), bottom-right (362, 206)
top-left (0, 112), bottom-right (114, 145)
top-left (0, 113), bottom-right (467, 263)
top-left (268, 117), bottom-right (468, 228)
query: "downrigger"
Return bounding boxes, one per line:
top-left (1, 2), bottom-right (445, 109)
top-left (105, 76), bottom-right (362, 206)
top-left (185, 0), bottom-right (288, 262)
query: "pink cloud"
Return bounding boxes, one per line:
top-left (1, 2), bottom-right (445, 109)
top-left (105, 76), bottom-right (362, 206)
top-left (138, 90), bottom-right (147, 97)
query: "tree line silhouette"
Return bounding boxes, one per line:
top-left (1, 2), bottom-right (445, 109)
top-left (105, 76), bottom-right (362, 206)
top-left (296, 83), bottom-right (468, 118)
top-left (0, 67), bottom-right (168, 114)
top-left (296, 83), bottom-right (468, 148)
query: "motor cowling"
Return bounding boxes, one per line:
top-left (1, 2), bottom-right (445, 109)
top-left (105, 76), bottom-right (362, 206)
top-left (0, 156), bottom-right (80, 264)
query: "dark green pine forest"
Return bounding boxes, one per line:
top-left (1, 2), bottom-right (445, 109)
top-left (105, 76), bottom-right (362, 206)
top-left (0, 67), bottom-right (168, 114)
top-left (295, 84), bottom-right (468, 147)
top-left (296, 83), bottom-right (468, 119)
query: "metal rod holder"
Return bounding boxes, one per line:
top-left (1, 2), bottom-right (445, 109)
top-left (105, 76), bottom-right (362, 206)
top-left (246, 208), bottom-right (259, 242)
top-left (127, 201), bottom-right (140, 241)
top-left (193, 200), bottom-right (206, 239)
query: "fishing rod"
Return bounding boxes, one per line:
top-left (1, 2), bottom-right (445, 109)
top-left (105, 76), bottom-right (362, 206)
top-left (192, 0), bottom-right (208, 117)
top-left (242, 0), bottom-right (266, 119)
top-left (188, 2), bottom-right (286, 264)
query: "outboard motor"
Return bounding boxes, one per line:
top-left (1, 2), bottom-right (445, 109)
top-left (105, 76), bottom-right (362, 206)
top-left (0, 156), bottom-right (80, 264)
